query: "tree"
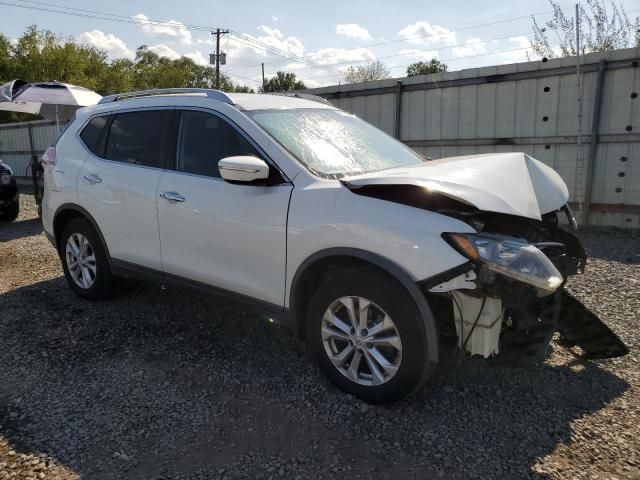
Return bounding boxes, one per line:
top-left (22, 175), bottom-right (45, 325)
top-left (0, 25), bottom-right (254, 123)
top-left (406, 59), bottom-right (448, 77)
top-left (344, 60), bottom-right (391, 84)
top-left (259, 71), bottom-right (306, 93)
top-left (531, 0), bottom-right (640, 58)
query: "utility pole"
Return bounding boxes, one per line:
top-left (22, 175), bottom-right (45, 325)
top-left (213, 28), bottom-right (229, 90)
top-left (261, 62), bottom-right (265, 91)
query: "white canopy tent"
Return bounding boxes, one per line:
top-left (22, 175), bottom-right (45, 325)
top-left (0, 80), bottom-right (102, 129)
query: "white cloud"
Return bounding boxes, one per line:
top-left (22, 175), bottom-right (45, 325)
top-left (452, 38), bottom-right (486, 57)
top-left (220, 26), bottom-right (376, 88)
top-left (133, 13), bottom-right (192, 45)
top-left (336, 23), bottom-right (372, 40)
top-left (184, 50), bottom-right (209, 66)
top-left (225, 25), bottom-right (305, 67)
top-left (398, 21), bottom-right (456, 46)
top-left (310, 47), bottom-right (376, 67)
top-left (271, 15), bottom-right (279, 21)
top-left (508, 35), bottom-right (530, 49)
top-left (77, 30), bottom-right (134, 59)
top-left (148, 44), bottom-right (180, 60)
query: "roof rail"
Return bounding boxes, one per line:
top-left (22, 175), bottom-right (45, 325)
top-left (98, 88), bottom-right (236, 105)
top-left (270, 92), bottom-right (333, 106)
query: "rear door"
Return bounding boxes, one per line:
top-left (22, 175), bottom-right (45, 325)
top-left (156, 109), bottom-right (292, 306)
top-left (77, 109), bottom-right (173, 270)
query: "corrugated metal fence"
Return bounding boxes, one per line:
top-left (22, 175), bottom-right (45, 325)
top-left (0, 120), bottom-right (60, 177)
top-left (308, 48), bottom-right (640, 228)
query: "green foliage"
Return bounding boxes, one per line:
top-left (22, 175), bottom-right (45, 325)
top-left (259, 71), bottom-right (306, 93)
top-left (531, 0), bottom-right (640, 58)
top-left (0, 25), bottom-right (255, 122)
top-left (406, 59), bottom-right (447, 77)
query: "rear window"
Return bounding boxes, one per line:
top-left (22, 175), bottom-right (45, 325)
top-left (104, 111), bottom-right (171, 168)
top-left (79, 115), bottom-right (110, 156)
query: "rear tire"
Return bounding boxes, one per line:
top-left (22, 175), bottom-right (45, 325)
top-left (0, 200), bottom-right (19, 222)
top-left (306, 268), bottom-right (431, 404)
top-left (59, 218), bottom-right (113, 300)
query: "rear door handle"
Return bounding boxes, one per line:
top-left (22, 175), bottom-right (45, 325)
top-left (83, 174), bottom-right (102, 184)
top-left (160, 191), bottom-right (186, 202)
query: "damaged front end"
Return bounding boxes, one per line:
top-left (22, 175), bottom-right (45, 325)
top-left (342, 152), bottom-right (628, 363)
top-left (423, 208), bottom-right (629, 363)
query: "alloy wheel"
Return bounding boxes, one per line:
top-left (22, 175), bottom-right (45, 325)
top-left (321, 296), bottom-right (403, 386)
top-left (65, 233), bottom-right (97, 289)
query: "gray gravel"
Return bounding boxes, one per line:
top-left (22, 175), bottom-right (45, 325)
top-left (0, 195), bottom-right (638, 480)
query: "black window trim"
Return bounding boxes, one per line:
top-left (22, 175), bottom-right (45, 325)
top-left (76, 106), bottom-right (176, 172)
top-left (171, 107), bottom-right (291, 185)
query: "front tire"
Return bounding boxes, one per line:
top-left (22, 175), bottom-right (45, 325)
top-left (306, 268), bottom-right (431, 404)
top-left (59, 218), bottom-right (113, 300)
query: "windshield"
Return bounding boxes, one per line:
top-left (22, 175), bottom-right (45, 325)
top-left (248, 108), bottom-right (425, 177)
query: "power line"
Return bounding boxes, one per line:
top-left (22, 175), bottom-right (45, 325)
top-left (250, 8), bottom-right (558, 70)
top-left (8, 0), bottom-right (215, 31)
top-left (228, 31), bottom-right (343, 74)
top-left (5, 0), bottom-right (341, 74)
top-left (5, 0), bottom-right (640, 87)
top-left (301, 45), bottom-right (533, 82)
top-left (249, 30), bottom-right (533, 76)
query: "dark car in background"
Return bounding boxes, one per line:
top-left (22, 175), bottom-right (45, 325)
top-left (0, 158), bottom-right (19, 222)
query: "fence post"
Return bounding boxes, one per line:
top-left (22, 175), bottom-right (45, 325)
top-left (582, 59), bottom-right (607, 228)
top-left (394, 80), bottom-right (403, 139)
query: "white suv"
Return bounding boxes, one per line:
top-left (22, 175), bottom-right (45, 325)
top-left (41, 88), bottom-right (625, 403)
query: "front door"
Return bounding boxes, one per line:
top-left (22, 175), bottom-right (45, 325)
top-left (157, 109), bottom-right (292, 306)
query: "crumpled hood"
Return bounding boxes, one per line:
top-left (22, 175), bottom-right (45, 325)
top-left (341, 152), bottom-right (569, 220)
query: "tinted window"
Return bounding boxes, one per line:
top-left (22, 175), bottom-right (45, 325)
top-left (80, 115), bottom-right (110, 156)
top-left (105, 111), bottom-right (171, 167)
top-left (176, 111), bottom-right (260, 178)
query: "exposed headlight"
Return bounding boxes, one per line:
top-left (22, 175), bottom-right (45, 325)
top-left (0, 173), bottom-right (11, 186)
top-left (444, 233), bottom-right (563, 293)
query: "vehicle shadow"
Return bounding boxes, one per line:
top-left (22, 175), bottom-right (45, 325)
top-left (0, 217), bottom-right (42, 243)
top-left (0, 277), bottom-right (630, 479)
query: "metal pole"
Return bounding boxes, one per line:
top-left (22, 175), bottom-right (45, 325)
top-left (262, 62), bottom-right (266, 91)
top-left (582, 59), bottom-right (607, 228)
top-left (575, 3), bottom-right (585, 223)
top-left (394, 80), bottom-right (403, 139)
top-left (215, 28), bottom-right (221, 90)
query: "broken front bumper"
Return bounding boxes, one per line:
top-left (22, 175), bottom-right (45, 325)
top-left (422, 224), bottom-right (629, 363)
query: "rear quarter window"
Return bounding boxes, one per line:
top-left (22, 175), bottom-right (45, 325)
top-left (79, 115), bottom-right (110, 156)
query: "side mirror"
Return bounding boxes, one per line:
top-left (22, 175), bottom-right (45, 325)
top-left (218, 156), bottom-right (270, 183)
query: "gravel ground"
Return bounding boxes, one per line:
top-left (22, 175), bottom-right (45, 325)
top-left (0, 194), bottom-right (638, 480)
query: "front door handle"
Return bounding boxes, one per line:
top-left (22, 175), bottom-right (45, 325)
top-left (160, 191), bottom-right (186, 202)
top-left (83, 174), bottom-right (102, 184)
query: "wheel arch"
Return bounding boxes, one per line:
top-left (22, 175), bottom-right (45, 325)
top-left (288, 248), bottom-right (439, 365)
top-left (53, 203), bottom-right (112, 268)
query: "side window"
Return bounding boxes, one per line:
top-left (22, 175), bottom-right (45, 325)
top-left (105, 111), bottom-right (171, 168)
top-left (79, 115), bottom-right (110, 156)
top-left (176, 110), bottom-right (261, 178)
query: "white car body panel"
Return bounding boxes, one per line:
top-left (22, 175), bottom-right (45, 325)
top-left (41, 123), bottom-right (87, 240)
top-left (77, 156), bottom-right (163, 270)
top-left (284, 176), bottom-right (475, 308)
top-left (157, 171), bottom-right (292, 306)
top-left (343, 152), bottom-right (569, 221)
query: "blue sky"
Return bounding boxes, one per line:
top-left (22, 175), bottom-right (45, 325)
top-left (1, 0), bottom-right (640, 88)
